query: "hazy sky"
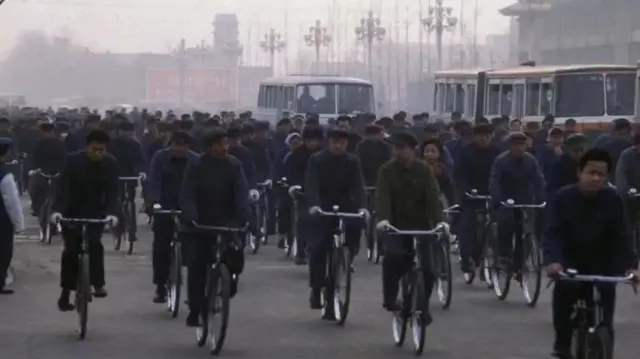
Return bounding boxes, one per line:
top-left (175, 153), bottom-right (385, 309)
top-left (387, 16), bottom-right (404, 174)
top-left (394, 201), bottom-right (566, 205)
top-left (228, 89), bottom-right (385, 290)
top-left (0, 0), bottom-right (515, 61)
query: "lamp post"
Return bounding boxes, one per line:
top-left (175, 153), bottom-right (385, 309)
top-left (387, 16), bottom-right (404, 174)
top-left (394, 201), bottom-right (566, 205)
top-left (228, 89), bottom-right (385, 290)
top-left (422, 0), bottom-right (457, 71)
top-left (355, 11), bottom-right (385, 81)
top-left (260, 28), bottom-right (286, 76)
top-left (304, 19), bottom-right (331, 73)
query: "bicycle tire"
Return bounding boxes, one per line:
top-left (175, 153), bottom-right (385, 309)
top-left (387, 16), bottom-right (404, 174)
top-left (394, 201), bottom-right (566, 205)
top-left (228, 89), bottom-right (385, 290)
top-left (39, 199), bottom-right (52, 244)
top-left (436, 239), bottom-right (453, 310)
top-left (208, 264), bottom-right (231, 355)
top-left (572, 320), bottom-right (589, 359)
top-left (261, 201), bottom-right (269, 245)
top-left (392, 274), bottom-right (410, 347)
top-left (411, 270), bottom-right (428, 355)
top-left (126, 200), bottom-right (136, 255)
top-left (168, 241), bottom-right (182, 318)
top-left (77, 254), bottom-right (90, 340)
top-left (490, 234), bottom-right (512, 300)
top-left (521, 234), bottom-right (541, 307)
top-left (113, 201), bottom-right (125, 252)
top-left (587, 327), bottom-right (613, 359)
top-left (366, 216), bottom-right (375, 262)
top-left (249, 207), bottom-right (261, 254)
top-left (333, 247), bottom-right (352, 326)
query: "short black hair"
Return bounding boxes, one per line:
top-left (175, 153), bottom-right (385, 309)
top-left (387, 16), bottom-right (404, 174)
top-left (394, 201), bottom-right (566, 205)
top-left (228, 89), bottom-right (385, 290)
top-left (226, 126), bottom-right (242, 140)
top-left (178, 119), bottom-right (194, 131)
top-left (336, 115), bottom-right (352, 124)
top-left (85, 114), bottom-right (101, 124)
top-left (301, 125), bottom-right (324, 140)
top-left (390, 131), bottom-right (418, 148)
top-left (118, 121), bottom-right (135, 131)
top-left (578, 148), bottom-right (612, 172)
top-left (327, 128), bottom-right (351, 140)
top-left (277, 118), bottom-right (292, 127)
top-left (170, 131), bottom-right (192, 145)
top-left (364, 124), bottom-right (383, 135)
top-left (473, 124), bottom-right (493, 135)
top-left (202, 128), bottom-right (228, 148)
top-left (85, 129), bottom-right (111, 145)
top-left (241, 124), bottom-right (255, 135)
top-left (564, 118), bottom-right (577, 126)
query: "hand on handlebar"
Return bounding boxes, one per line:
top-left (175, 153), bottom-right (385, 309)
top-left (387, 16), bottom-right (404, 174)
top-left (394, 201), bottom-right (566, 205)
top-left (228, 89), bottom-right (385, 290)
top-left (308, 206), bottom-right (320, 215)
top-left (106, 215), bottom-right (119, 227)
top-left (358, 208), bottom-right (370, 221)
top-left (375, 219), bottom-right (390, 231)
top-left (50, 212), bottom-right (62, 224)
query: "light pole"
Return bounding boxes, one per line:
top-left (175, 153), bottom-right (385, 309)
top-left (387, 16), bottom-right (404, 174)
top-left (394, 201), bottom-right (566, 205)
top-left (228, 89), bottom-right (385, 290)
top-left (304, 19), bottom-right (331, 74)
top-left (422, 0), bottom-right (457, 71)
top-left (260, 28), bottom-right (286, 76)
top-left (355, 11), bottom-right (385, 81)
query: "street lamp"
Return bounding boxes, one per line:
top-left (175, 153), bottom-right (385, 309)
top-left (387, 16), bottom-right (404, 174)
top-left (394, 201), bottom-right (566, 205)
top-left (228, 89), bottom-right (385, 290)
top-left (304, 19), bottom-right (331, 73)
top-left (355, 11), bottom-right (385, 81)
top-left (422, 0), bottom-right (457, 71)
top-left (260, 28), bottom-right (286, 76)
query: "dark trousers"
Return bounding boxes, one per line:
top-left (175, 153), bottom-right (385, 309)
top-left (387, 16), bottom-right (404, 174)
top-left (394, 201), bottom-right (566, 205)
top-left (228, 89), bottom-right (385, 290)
top-left (0, 229), bottom-right (14, 289)
top-left (307, 217), bottom-right (361, 289)
top-left (458, 205), bottom-right (482, 266)
top-left (552, 281), bottom-right (616, 353)
top-left (116, 182), bottom-right (138, 237)
top-left (277, 190), bottom-right (293, 242)
top-left (267, 188), bottom-right (277, 235)
top-left (295, 206), bottom-right (312, 260)
top-left (186, 233), bottom-right (245, 315)
top-left (28, 175), bottom-right (55, 215)
top-left (152, 218), bottom-right (175, 286)
top-left (382, 235), bottom-right (435, 306)
top-left (60, 223), bottom-right (106, 290)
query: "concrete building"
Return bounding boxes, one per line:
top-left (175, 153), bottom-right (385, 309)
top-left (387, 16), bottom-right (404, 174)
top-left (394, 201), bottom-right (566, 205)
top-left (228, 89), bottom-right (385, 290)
top-left (501, 0), bottom-right (640, 65)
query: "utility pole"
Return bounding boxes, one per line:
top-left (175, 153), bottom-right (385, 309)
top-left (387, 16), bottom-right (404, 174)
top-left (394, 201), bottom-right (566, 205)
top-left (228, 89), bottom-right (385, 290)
top-left (260, 28), bottom-right (286, 76)
top-left (355, 11), bottom-right (386, 82)
top-left (422, 0), bottom-right (458, 71)
top-left (304, 20), bottom-right (331, 74)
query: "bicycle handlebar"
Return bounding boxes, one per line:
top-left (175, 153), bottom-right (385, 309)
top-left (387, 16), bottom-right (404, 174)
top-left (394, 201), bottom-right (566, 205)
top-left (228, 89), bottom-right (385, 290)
top-left (383, 222), bottom-right (450, 237)
top-left (628, 188), bottom-right (640, 198)
top-left (59, 217), bottom-right (111, 224)
top-left (192, 222), bottom-right (248, 233)
top-left (465, 189), bottom-right (491, 200)
top-left (557, 270), bottom-right (636, 284)
top-left (29, 169), bottom-right (60, 179)
top-left (118, 176), bottom-right (143, 181)
top-left (500, 200), bottom-right (546, 209)
top-left (257, 179), bottom-right (272, 188)
top-left (443, 204), bottom-right (460, 213)
top-left (288, 185), bottom-right (303, 198)
top-left (312, 205), bottom-right (367, 219)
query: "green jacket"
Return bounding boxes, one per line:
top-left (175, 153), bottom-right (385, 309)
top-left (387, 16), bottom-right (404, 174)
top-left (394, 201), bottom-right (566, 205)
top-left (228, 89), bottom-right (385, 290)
top-left (375, 158), bottom-right (443, 230)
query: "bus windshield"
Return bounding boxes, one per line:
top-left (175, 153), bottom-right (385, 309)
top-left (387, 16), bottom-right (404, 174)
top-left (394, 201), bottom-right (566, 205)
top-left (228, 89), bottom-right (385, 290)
top-left (605, 73), bottom-right (635, 116)
top-left (554, 74), bottom-right (604, 117)
top-left (338, 84), bottom-right (374, 114)
top-left (296, 84), bottom-right (336, 114)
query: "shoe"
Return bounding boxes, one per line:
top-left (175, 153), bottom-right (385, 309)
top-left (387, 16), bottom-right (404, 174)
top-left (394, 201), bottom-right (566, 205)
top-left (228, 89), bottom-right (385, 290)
top-left (93, 286), bottom-right (108, 298)
top-left (57, 290), bottom-right (75, 311)
top-left (186, 311), bottom-right (200, 327)
top-left (277, 238), bottom-right (286, 249)
top-left (153, 287), bottom-right (166, 303)
top-left (309, 288), bottom-right (322, 309)
top-left (0, 287), bottom-right (14, 295)
top-left (230, 276), bottom-right (238, 298)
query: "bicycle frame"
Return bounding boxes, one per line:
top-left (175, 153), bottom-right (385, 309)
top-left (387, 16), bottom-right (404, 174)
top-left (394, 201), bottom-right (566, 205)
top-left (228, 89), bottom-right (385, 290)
top-left (384, 223), bottom-right (450, 271)
top-left (314, 206), bottom-right (366, 249)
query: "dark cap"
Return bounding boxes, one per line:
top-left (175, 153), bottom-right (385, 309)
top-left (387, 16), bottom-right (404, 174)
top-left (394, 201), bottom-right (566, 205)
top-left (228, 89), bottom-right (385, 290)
top-left (564, 133), bottom-right (588, 147)
top-left (301, 125), bottom-right (324, 140)
top-left (170, 131), bottom-right (192, 145)
top-left (364, 124), bottom-right (383, 135)
top-left (507, 132), bottom-right (528, 143)
top-left (423, 124), bottom-right (439, 133)
top-left (613, 118), bottom-right (631, 131)
top-left (548, 127), bottom-right (564, 137)
top-left (473, 124), bottom-right (493, 135)
top-left (390, 131), bottom-right (418, 148)
top-left (0, 137), bottom-right (13, 146)
top-left (202, 128), bottom-right (228, 147)
top-left (118, 121), bottom-right (135, 131)
top-left (327, 128), bottom-right (351, 140)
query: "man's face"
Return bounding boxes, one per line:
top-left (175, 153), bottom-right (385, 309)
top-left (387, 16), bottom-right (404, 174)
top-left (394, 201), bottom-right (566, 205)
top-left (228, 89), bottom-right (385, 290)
top-left (510, 122), bottom-right (522, 132)
top-left (169, 142), bottom-right (189, 157)
top-left (278, 124), bottom-right (292, 134)
top-left (86, 121), bottom-right (99, 129)
top-left (328, 137), bottom-right (348, 155)
top-left (337, 120), bottom-right (350, 130)
top-left (289, 137), bottom-right (303, 150)
top-left (255, 130), bottom-right (268, 139)
top-left (365, 133), bottom-right (383, 141)
top-left (41, 130), bottom-right (55, 138)
top-left (474, 133), bottom-right (492, 148)
top-left (548, 134), bottom-right (563, 147)
top-left (542, 120), bottom-right (554, 130)
top-left (568, 145), bottom-right (586, 160)
top-left (616, 128), bottom-right (632, 140)
top-left (578, 161), bottom-right (608, 192)
top-left (510, 141), bottom-right (527, 156)
top-left (86, 142), bottom-right (107, 162)
top-left (304, 138), bottom-right (319, 151)
top-left (423, 131), bottom-right (438, 141)
top-left (209, 138), bottom-right (229, 157)
top-left (120, 130), bottom-right (134, 140)
top-left (393, 144), bottom-right (415, 162)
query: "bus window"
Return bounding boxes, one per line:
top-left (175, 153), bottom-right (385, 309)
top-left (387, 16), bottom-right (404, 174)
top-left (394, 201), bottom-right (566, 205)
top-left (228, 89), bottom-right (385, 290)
top-left (555, 74), bottom-right (604, 117)
top-left (444, 84), bottom-right (454, 113)
top-left (605, 73), bottom-right (635, 116)
top-left (487, 83), bottom-right (500, 115)
top-left (258, 86), bottom-right (266, 107)
top-left (296, 84), bottom-right (335, 114)
top-left (466, 84), bottom-right (476, 118)
top-left (265, 86), bottom-right (275, 108)
top-left (454, 84), bottom-right (465, 113)
top-left (437, 83), bottom-right (446, 113)
top-left (541, 82), bottom-right (554, 116)
top-left (513, 83), bottom-right (525, 119)
top-left (525, 81), bottom-right (540, 116)
top-left (500, 84), bottom-right (513, 116)
top-left (284, 86), bottom-right (294, 109)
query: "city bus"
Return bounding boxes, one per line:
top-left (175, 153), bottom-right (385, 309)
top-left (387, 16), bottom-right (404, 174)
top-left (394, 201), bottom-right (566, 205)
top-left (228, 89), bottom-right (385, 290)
top-left (254, 75), bottom-right (375, 125)
top-left (483, 64), bottom-right (636, 130)
top-left (432, 68), bottom-right (491, 121)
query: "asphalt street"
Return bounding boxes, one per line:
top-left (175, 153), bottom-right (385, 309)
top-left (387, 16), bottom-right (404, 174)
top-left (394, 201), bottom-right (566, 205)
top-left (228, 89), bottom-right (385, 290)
top-left (2, 203), bottom-right (640, 359)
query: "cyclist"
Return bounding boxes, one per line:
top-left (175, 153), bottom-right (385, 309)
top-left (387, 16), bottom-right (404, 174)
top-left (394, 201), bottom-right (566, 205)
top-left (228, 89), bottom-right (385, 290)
top-left (28, 122), bottom-right (66, 218)
top-left (272, 131), bottom-right (302, 249)
top-left (453, 123), bottom-right (501, 275)
top-left (535, 127), bottom-right (564, 181)
top-left (354, 124), bottom-right (392, 189)
top-left (107, 121), bottom-right (146, 243)
top-left (543, 148), bottom-right (639, 359)
top-left (614, 132), bottom-right (640, 196)
top-left (545, 133), bottom-right (588, 197)
top-left (146, 131), bottom-right (198, 303)
top-left (375, 131), bottom-right (444, 322)
top-left (443, 120), bottom-right (472, 162)
top-left (593, 118), bottom-right (633, 179)
top-left (489, 132), bottom-right (545, 264)
top-left (335, 115), bottom-right (362, 153)
top-left (0, 137), bottom-right (24, 295)
top-left (305, 128), bottom-right (368, 312)
top-left (283, 125), bottom-right (324, 265)
top-left (51, 129), bottom-right (119, 311)
top-left (180, 129), bottom-right (250, 327)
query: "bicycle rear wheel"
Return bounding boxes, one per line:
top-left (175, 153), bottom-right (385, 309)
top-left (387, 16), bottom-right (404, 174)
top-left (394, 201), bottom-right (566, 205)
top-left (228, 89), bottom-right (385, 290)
top-left (490, 234), bottom-right (512, 300)
top-left (249, 207), bottom-right (261, 254)
top-left (125, 200), bottom-right (136, 255)
top-left (260, 201), bottom-right (269, 245)
top-left (392, 274), bottom-right (410, 347)
top-left (333, 247), bottom-right (352, 325)
top-left (521, 234), bottom-right (541, 307)
top-left (76, 253), bottom-right (91, 340)
top-left (435, 239), bottom-right (453, 310)
top-left (411, 271), bottom-right (427, 355)
top-left (113, 202), bottom-right (125, 252)
top-left (167, 241), bottom-right (182, 318)
top-left (39, 199), bottom-right (52, 244)
top-left (208, 264), bottom-right (231, 355)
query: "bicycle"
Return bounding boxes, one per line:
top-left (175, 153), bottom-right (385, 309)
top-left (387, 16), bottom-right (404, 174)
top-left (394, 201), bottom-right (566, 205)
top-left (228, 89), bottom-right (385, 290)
top-left (364, 186), bottom-right (382, 264)
top-left (29, 169), bottom-right (60, 244)
top-left (54, 217), bottom-right (112, 340)
top-left (443, 205), bottom-right (461, 256)
top-left (552, 269), bottom-right (637, 359)
top-left (627, 188), bottom-right (640, 254)
top-left (257, 179), bottom-right (272, 245)
top-left (113, 176), bottom-right (142, 254)
top-left (287, 184), bottom-right (303, 259)
top-left (490, 200), bottom-right (545, 307)
top-left (383, 223), bottom-right (451, 355)
top-left (152, 204), bottom-right (182, 318)
top-left (192, 222), bottom-right (247, 355)
top-left (310, 206), bottom-right (367, 325)
top-left (463, 189), bottom-right (494, 287)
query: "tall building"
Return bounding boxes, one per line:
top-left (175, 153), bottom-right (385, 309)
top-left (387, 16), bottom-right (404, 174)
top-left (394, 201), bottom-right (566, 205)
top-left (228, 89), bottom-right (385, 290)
top-left (213, 14), bottom-right (240, 51)
top-left (500, 0), bottom-right (640, 65)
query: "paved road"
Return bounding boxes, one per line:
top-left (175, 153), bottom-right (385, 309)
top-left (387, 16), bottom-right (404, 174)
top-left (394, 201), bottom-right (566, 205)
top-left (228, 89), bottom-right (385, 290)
top-left (2, 210), bottom-right (640, 359)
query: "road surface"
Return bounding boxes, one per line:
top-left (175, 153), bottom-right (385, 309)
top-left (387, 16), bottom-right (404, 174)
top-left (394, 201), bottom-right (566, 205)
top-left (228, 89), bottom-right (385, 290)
top-left (2, 208), bottom-right (639, 359)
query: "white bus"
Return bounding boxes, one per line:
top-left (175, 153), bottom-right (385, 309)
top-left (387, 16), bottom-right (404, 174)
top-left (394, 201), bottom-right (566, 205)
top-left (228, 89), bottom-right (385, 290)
top-left (432, 68), bottom-right (491, 121)
top-left (254, 75), bottom-right (375, 125)
top-left (484, 64), bottom-right (635, 130)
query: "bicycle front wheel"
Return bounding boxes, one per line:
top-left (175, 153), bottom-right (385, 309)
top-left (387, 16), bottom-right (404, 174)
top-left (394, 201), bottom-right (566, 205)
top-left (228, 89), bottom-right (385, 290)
top-left (333, 247), bottom-right (352, 326)
top-left (167, 241), bottom-right (182, 318)
top-left (435, 239), bottom-right (453, 310)
top-left (392, 274), bottom-right (410, 347)
top-left (39, 199), bottom-right (52, 244)
top-left (410, 271), bottom-right (427, 355)
top-left (126, 200), bottom-right (136, 255)
top-left (521, 234), bottom-right (541, 307)
top-left (76, 254), bottom-right (91, 340)
top-left (586, 327), bottom-right (613, 359)
top-left (208, 264), bottom-right (231, 355)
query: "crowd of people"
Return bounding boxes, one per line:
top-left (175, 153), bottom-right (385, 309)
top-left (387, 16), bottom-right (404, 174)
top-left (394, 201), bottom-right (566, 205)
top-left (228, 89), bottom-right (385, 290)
top-left (0, 106), bottom-right (638, 358)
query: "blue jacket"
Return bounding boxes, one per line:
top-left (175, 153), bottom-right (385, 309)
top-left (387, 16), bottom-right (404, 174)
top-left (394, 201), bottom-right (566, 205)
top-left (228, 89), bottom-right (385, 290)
top-left (270, 146), bottom-right (290, 181)
top-left (535, 145), bottom-right (562, 181)
top-left (489, 151), bottom-right (546, 205)
top-left (147, 149), bottom-right (199, 208)
top-left (453, 142), bottom-right (502, 200)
